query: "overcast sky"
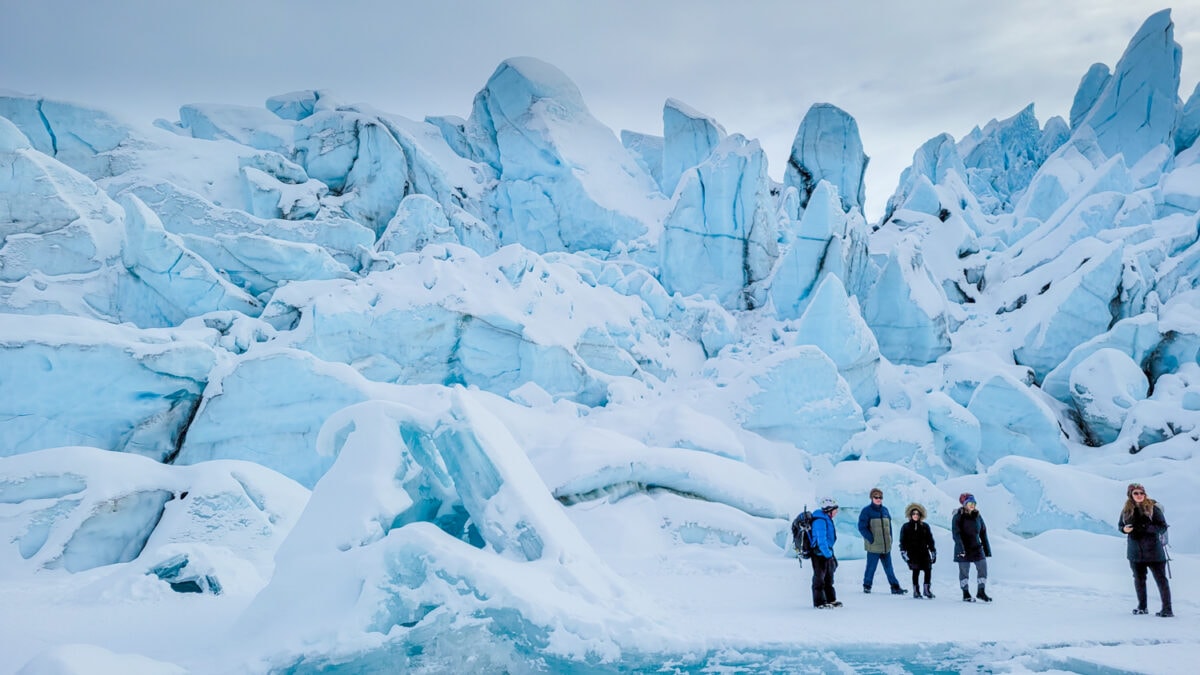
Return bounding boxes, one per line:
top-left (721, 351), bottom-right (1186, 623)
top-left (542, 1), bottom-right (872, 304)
top-left (4, 1), bottom-right (1199, 220)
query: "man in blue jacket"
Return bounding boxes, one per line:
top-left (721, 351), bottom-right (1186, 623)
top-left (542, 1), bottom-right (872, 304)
top-left (810, 497), bottom-right (842, 608)
top-left (858, 487), bottom-right (907, 594)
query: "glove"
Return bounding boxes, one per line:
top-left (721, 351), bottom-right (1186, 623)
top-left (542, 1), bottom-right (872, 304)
top-left (900, 551), bottom-right (909, 563)
top-left (930, 552), bottom-right (937, 564)
top-left (830, 556), bottom-right (839, 573)
top-left (954, 551), bottom-right (965, 562)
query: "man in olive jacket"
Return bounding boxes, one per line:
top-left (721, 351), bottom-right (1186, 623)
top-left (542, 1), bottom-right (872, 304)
top-left (858, 488), bottom-right (907, 594)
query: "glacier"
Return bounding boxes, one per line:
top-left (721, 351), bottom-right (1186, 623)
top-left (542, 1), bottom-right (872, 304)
top-left (3, 8), bottom-right (1200, 674)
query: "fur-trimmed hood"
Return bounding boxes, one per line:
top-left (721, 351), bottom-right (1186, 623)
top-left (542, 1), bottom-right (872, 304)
top-left (904, 502), bottom-right (927, 520)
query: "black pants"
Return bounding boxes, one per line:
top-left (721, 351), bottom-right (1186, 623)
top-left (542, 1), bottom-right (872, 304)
top-left (1131, 561), bottom-right (1172, 612)
top-left (812, 555), bottom-right (838, 607)
top-left (910, 564), bottom-right (931, 586)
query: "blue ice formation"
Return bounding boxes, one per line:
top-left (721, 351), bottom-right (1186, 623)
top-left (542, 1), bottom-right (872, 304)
top-left (791, 275), bottom-right (881, 411)
top-left (660, 134), bottom-right (778, 309)
top-left (1071, 9), bottom-right (1181, 165)
top-left (860, 237), bottom-right (951, 365)
top-left (741, 346), bottom-right (865, 456)
top-left (0, 446), bottom-right (306, 581)
top-left (661, 98), bottom-right (727, 197)
top-left (768, 180), bottom-right (872, 319)
top-left (967, 373), bottom-right (1069, 466)
top-left (784, 103), bottom-right (867, 215)
top-left (463, 57), bottom-right (667, 253)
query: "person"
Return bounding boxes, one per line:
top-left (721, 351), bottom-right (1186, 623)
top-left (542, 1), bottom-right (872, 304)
top-left (810, 497), bottom-right (842, 609)
top-left (1119, 483), bottom-right (1172, 617)
top-left (951, 493), bottom-right (991, 602)
top-left (899, 502), bottom-right (936, 599)
top-left (858, 488), bottom-right (907, 594)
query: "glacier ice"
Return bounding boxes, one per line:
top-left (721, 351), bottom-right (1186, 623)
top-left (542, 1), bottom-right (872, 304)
top-left (784, 103), bottom-right (867, 215)
top-left (4, 9), bottom-right (1200, 671)
top-left (739, 346), bottom-right (864, 457)
top-left (0, 315), bottom-right (216, 461)
top-left (0, 446), bottom-right (306, 585)
top-left (860, 236), bottom-right (951, 365)
top-left (967, 372), bottom-right (1069, 466)
top-left (234, 391), bottom-right (661, 668)
top-left (660, 133), bottom-right (778, 309)
top-left (1068, 347), bottom-right (1148, 445)
top-left (661, 98), bottom-right (726, 197)
top-left (463, 57), bottom-right (667, 253)
top-left (768, 180), bottom-right (873, 319)
top-left (790, 274), bottom-right (881, 411)
top-left (1071, 9), bottom-right (1181, 165)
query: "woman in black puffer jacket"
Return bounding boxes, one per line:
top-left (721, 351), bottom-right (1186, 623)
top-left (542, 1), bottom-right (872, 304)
top-left (899, 502), bottom-right (936, 599)
top-left (1119, 483), bottom-right (1172, 617)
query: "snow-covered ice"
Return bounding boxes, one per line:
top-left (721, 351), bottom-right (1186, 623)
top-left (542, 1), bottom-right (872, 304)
top-left (3, 9), bottom-right (1200, 674)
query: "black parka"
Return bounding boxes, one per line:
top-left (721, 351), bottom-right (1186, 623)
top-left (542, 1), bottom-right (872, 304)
top-left (951, 507), bottom-right (991, 562)
top-left (1118, 501), bottom-right (1168, 563)
top-left (898, 502), bottom-right (936, 569)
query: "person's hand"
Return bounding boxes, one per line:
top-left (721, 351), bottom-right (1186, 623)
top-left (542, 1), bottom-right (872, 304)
top-left (1123, 525), bottom-right (1133, 534)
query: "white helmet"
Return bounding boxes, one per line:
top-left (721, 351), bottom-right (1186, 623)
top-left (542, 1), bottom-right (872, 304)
top-left (820, 497), bottom-right (838, 511)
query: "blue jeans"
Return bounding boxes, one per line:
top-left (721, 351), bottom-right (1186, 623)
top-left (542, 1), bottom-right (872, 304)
top-left (863, 552), bottom-right (901, 588)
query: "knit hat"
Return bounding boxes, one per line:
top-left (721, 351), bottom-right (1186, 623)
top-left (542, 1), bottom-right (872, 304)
top-left (820, 497), bottom-right (838, 511)
top-left (1127, 483), bottom-right (1145, 498)
top-left (869, 488), bottom-right (883, 499)
top-left (959, 492), bottom-right (976, 506)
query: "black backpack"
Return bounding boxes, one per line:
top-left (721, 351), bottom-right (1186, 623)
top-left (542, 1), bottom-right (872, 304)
top-left (792, 507), bottom-right (815, 562)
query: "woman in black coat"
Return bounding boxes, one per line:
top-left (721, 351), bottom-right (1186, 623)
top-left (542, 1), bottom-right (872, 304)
top-left (899, 502), bottom-right (936, 598)
top-left (951, 493), bottom-right (992, 602)
top-left (1119, 483), bottom-right (1172, 617)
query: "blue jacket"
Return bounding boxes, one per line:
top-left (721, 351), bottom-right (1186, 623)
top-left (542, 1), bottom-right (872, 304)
top-left (810, 508), bottom-right (837, 558)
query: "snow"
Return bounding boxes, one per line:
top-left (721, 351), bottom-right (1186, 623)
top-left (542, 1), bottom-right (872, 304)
top-left (4, 8), bottom-right (1200, 674)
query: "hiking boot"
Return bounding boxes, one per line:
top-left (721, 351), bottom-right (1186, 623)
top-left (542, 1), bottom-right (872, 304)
top-left (816, 603), bottom-right (834, 609)
top-left (863, 585), bottom-right (871, 594)
top-left (830, 600), bottom-right (843, 608)
top-left (976, 587), bottom-right (992, 603)
top-left (962, 588), bottom-right (974, 602)
top-left (912, 585), bottom-right (922, 599)
top-left (1132, 607), bottom-right (1148, 615)
top-left (923, 584), bottom-right (935, 599)
top-left (890, 585), bottom-right (908, 595)
top-left (1156, 609), bottom-right (1174, 617)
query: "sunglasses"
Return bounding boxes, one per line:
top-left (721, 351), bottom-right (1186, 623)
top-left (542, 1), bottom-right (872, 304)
top-left (1132, 491), bottom-right (1145, 496)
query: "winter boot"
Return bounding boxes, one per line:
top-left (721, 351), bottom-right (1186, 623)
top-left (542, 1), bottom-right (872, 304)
top-left (912, 584), bottom-right (922, 599)
top-left (863, 585), bottom-right (871, 594)
top-left (962, 587), bottom-right (974, 602)
top-left (1156, 609), bottom-right (1174, 617)
top-left (923, 584), bottom-right (935, 599)
top-left (1132, 608), bottom-right (1148, 615)
top-left (890, 584), bottom-right (908, 595)
top-left (976, 585), bottom-right (992, 602)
